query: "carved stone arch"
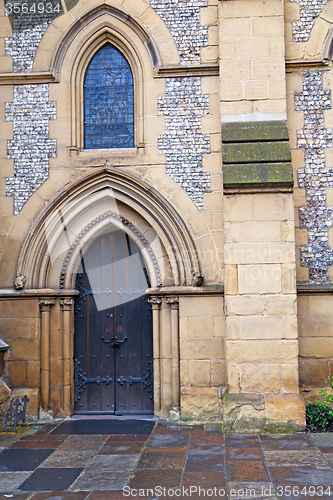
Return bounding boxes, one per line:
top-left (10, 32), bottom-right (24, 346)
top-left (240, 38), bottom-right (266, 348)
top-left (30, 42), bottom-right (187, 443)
top-left (59, 210), bottom-right (163, 289)
top-left (304, 1), bottom-right (333, 60)
top-left (33, 2), bottom-right (179, 74)
top-left (17, 168), bottom-right (201, 290)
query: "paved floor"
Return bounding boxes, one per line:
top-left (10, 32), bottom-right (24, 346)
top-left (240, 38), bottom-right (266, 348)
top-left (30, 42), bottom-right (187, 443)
top-left (0, 419), bottom-right (333, 500)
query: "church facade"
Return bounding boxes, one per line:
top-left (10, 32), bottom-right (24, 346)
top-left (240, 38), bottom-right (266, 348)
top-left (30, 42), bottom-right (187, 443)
top-left (0, 0), bottom-right (332, 431)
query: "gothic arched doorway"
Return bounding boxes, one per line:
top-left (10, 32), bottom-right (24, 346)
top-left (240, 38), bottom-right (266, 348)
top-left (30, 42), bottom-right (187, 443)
top-left (73, 226), bottom-right (153, 414)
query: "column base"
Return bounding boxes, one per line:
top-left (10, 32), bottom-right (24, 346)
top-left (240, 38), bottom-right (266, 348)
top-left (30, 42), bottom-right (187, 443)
top-left (223, 392), bottom-right (306, 433)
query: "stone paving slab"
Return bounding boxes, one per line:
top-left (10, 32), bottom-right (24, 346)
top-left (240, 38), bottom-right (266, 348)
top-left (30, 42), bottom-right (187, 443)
top-left (0, 421), bottom-right (333, 499)
top-left (0, 472), bottom-right (31, 492)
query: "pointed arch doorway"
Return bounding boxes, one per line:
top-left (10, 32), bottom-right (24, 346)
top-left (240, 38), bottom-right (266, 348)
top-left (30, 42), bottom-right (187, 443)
top-left (74, 226), bottom-right (153, 415)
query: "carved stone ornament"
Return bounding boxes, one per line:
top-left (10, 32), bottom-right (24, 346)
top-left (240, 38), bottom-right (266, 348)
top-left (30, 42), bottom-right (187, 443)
top-left (14, 274), bottom-right (26, 290)
top-left (38, 299), bottom-right (56, 309)
top-left (104, 158), bottom-right (114, 168)
top-left (192, 271), bottom-right (204, 287)
top-left (165, 297), bottom-right (179, 306)
top-left (60, 298), bottom-right (75, 309)
top-left (147, 297), bottom-right (162, 309)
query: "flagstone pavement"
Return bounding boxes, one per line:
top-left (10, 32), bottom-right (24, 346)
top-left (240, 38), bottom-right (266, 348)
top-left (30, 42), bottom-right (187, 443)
top-left (1, 418), bottom-right (333, 500)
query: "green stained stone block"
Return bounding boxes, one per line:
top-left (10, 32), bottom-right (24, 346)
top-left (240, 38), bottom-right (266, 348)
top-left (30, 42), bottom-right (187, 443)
top-left (222, 121), bottom-right (289, 143)
top-left (222, 142), bottom-right (291, 164)
top-left (223, 163), bottom-right (294, 187)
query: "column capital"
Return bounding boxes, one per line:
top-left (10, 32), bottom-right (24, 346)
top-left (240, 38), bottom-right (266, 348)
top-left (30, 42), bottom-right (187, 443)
top-left (60, 298), bottom-right (75, 310)
top-left (165, 297), bottom-right (179, 308)
top-left (38, 299), bottom-right (55, 311)
top-left (148, 297), bottom-right (162, 310)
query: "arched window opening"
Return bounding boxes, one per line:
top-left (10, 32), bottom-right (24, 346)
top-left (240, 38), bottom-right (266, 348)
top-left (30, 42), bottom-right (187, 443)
top-left (84, 43), bottom-right (135, 149)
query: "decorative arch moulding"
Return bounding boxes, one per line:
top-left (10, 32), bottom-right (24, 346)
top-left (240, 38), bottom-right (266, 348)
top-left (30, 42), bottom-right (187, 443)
top-left (16, 167), bottom-right (202, 291)
top-left (58, 209), bottom-right (163, 289)
top-left (48, 3), bottom-right (165, 77)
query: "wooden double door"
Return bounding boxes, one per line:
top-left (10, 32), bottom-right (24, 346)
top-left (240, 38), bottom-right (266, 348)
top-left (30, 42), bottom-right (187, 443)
top-left (74, 228), bottom-right (153, 414)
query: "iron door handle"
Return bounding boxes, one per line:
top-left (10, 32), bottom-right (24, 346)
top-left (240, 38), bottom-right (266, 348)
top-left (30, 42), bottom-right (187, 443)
top-left (102, 336), bottom-right (127, 348)
top-left (112, 336), bottom-right (127, 348)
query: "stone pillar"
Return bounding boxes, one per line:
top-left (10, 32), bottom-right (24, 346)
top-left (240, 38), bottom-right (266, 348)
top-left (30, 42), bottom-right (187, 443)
top-left (60, 298), bottom-right (74, 416)
top-left (219, 0), bottom-right (287, 121)
top-left (219, 0), bottom-right (305, 431)
top-left (166, 297), bottom-right (180, 411)
top-left (148, 297), bottom-right (162, 414)
top-left (38, 299), bottom-right (55, 410)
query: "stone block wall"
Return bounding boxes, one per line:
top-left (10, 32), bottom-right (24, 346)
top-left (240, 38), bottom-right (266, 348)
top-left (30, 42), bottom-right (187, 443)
top-left (0, 298), bottom-right (40, 417)
top-left (224, 193), bottom-right (299, 394)
top-left (298, 293), bottom-right (333, 402)
top-left (179, 295), bottom-right (225, 421)
top-left (219, 0), bottom-right (287, 121)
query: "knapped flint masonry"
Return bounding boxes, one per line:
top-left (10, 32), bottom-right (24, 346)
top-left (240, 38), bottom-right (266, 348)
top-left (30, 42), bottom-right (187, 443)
top-left (0, 0), bottom-right (333, 431)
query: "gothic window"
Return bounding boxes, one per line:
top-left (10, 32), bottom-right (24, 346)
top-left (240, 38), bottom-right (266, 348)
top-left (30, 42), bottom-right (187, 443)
top-left (84, 43), bottom-right (135, 149)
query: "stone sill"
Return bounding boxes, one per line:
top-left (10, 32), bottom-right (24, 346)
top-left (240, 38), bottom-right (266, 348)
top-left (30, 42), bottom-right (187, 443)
top-left (155, 63), bottom-right (219, 78)
top-left (297, 283), bottom-right (333, 294)
top-left (224, 185), bottom-right (293, 194)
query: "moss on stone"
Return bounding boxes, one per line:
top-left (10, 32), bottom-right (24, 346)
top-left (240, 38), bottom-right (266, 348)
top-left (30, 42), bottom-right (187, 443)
top-left (222, 121), bottom-right (289, 143)
top-left (223, 163), bottom-right (294, 187)
top-left (222, 142), bottom-right (292, 164)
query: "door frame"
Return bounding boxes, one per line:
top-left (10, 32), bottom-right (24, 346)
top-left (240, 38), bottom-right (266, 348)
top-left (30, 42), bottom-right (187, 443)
top-left (73, 228), bottom-right (154, 415)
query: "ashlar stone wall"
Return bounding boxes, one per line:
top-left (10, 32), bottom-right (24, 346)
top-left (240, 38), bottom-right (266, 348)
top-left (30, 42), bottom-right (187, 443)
top-left (285, 0), bottom-right (333, 398)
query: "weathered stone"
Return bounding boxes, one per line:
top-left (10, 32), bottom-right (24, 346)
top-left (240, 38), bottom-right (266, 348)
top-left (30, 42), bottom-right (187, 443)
top-left (299, 359), bottom-right (330, 387)
top-left (10, 388), bottom-right (39, 420)
top-left (222, 141), bottom-right (292, 165)
top-left (264, 394), bottom-right (306, 432)
top-left (222, 121), bottom-right (289, 143)
top-left (223, 163), bottom-right (293, 187)
top-left (0, 379), bottom-right (10, 403)
top-left (181, 393), bottom-right (222, 421)
top-left (223, 393), bottom-right (266, 433)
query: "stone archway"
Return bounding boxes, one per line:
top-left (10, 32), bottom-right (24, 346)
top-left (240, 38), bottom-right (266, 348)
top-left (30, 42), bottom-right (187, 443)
top-left (16, 168), bottom-right (202, 417)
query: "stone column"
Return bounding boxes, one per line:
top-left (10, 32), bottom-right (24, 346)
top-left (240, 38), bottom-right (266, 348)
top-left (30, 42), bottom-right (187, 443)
top-left (166, 297), bottom-right (180, 410)
top-left (39, 299), bottom-right (55, 410)
top-left (60, 298), bottom-right (74, 416)
top-left (219, 0), bottom-right (305, 431)
top-left (148, 297), bottom-right (162, 414)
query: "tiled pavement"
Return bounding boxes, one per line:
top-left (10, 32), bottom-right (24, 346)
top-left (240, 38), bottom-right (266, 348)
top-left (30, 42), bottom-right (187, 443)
top-left (1, 419), bottom-right (333, 500)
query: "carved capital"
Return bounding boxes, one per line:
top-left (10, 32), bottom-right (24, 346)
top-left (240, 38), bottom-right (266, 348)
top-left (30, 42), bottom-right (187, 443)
top-left (60, 298), bottom-right (75, 311)
top-left (165, 297), bottom-right (179, 309)
top-left (14, 274), bottom-right (26, 290)
top-left (147, 297), bottom-right (162, 310)
top-left (38, 299), bottom-right (55, 311)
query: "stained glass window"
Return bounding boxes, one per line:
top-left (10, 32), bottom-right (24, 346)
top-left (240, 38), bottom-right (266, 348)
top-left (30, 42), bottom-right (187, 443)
top-left (84, 43), bottom-right (134, 149)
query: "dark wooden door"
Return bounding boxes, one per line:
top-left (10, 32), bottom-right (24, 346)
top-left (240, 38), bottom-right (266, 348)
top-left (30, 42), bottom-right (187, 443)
top-left (74, 229), bottom-right (153, 414)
